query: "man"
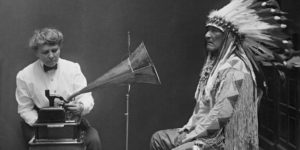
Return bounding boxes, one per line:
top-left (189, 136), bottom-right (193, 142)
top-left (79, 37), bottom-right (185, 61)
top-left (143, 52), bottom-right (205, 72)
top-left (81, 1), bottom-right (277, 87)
top-left (150, 0), bottom-right (291, 149)
top-left (16, 28), bottom-right (102, 150)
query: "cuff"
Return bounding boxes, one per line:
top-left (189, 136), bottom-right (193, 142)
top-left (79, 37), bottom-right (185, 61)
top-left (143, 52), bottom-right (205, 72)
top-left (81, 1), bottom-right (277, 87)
top-left (77, 93), bottom-right (94, 116)
top-left (21, 111), bottom-right (38, 126)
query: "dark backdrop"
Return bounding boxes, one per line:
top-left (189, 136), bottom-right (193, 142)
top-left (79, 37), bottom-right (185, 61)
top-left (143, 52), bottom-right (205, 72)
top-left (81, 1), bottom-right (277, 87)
top-left (0, 0), bottom-right (297, 150)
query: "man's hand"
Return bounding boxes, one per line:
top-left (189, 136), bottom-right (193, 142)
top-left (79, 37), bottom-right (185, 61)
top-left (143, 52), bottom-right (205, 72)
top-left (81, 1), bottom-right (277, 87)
top-left (178, 127), bottom-right (186, 134)
top-left (64, 101), bottom-right (84, 115)
top-left (174, 132), bottom-right (187, 147)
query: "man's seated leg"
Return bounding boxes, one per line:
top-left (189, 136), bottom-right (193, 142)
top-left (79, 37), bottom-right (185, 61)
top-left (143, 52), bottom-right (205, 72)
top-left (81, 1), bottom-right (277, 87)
top-left (150, 128), bottom-right (180, 150)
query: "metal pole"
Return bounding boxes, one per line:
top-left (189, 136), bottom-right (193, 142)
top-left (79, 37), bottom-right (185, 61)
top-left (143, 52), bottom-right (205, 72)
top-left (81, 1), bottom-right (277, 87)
top-left (125, 84), bottom-right (131, 150)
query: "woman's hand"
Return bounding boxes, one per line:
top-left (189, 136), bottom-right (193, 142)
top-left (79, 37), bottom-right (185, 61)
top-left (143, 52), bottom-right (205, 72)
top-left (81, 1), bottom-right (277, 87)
top-left (64, 101), bottom-right (84, 115)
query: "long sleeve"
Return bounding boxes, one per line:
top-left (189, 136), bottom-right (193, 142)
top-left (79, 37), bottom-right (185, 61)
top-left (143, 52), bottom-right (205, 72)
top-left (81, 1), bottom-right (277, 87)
top-left (16, 73), bottom-right (38, 126)
top-left (73, 63), bottom-right (94, 116)
top-left (183, 69), bottom-right (245, 142)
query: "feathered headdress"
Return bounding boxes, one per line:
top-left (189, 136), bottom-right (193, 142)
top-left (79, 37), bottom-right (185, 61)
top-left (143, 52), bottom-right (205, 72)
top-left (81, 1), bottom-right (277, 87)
top-left (206, 0), bottom-right (293, 70)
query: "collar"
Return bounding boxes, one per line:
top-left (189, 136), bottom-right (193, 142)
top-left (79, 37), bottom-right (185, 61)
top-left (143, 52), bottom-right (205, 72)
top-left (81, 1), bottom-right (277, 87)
top-left (39, 59), bottom-right (60, 72)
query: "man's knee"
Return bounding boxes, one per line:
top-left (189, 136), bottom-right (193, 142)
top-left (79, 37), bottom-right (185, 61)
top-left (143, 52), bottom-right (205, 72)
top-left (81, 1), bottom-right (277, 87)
top-left (151, 130), bottom-right (163, 145)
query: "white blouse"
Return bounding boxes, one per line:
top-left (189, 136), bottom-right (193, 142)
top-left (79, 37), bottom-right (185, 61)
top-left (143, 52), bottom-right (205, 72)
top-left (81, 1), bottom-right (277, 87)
top-left (16, 58), bottom-right (94, 126)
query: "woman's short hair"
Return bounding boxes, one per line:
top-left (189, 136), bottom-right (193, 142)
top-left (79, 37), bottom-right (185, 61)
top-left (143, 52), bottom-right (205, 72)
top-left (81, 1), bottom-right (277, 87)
top-left (29, 28), bottom-right (64, 51)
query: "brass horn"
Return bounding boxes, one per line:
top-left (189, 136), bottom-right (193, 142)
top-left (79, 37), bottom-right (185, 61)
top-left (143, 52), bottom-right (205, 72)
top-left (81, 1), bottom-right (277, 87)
top-left (66, 42), bottom-right (161, 102)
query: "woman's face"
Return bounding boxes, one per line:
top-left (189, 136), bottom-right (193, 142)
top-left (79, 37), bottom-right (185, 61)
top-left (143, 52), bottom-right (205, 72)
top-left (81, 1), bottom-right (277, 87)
top-left (35, 44), bottom-right (61, 67)
top-left (205, 26), bottom-right (225, 53)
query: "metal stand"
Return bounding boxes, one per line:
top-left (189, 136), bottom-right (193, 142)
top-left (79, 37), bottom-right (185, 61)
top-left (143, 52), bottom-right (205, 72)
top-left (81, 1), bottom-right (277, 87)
top-left (125, 84), bottom-right (131, 150)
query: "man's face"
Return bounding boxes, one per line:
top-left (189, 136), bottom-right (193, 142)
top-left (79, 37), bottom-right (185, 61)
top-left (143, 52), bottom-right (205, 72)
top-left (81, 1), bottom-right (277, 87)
top-left (36, 45), bottom-right (60, 67)
top-left (205, 26), bottom-right (225, 52)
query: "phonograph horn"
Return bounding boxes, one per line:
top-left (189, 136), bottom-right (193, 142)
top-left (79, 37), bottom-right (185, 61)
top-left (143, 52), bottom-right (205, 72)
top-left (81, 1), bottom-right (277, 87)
top-left (66, 42), bottom-right (161, 102)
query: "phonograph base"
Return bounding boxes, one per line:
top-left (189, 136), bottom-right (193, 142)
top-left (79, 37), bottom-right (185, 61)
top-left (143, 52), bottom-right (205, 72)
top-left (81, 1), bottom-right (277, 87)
top-left (29, 137), bottom-right (85, 150)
